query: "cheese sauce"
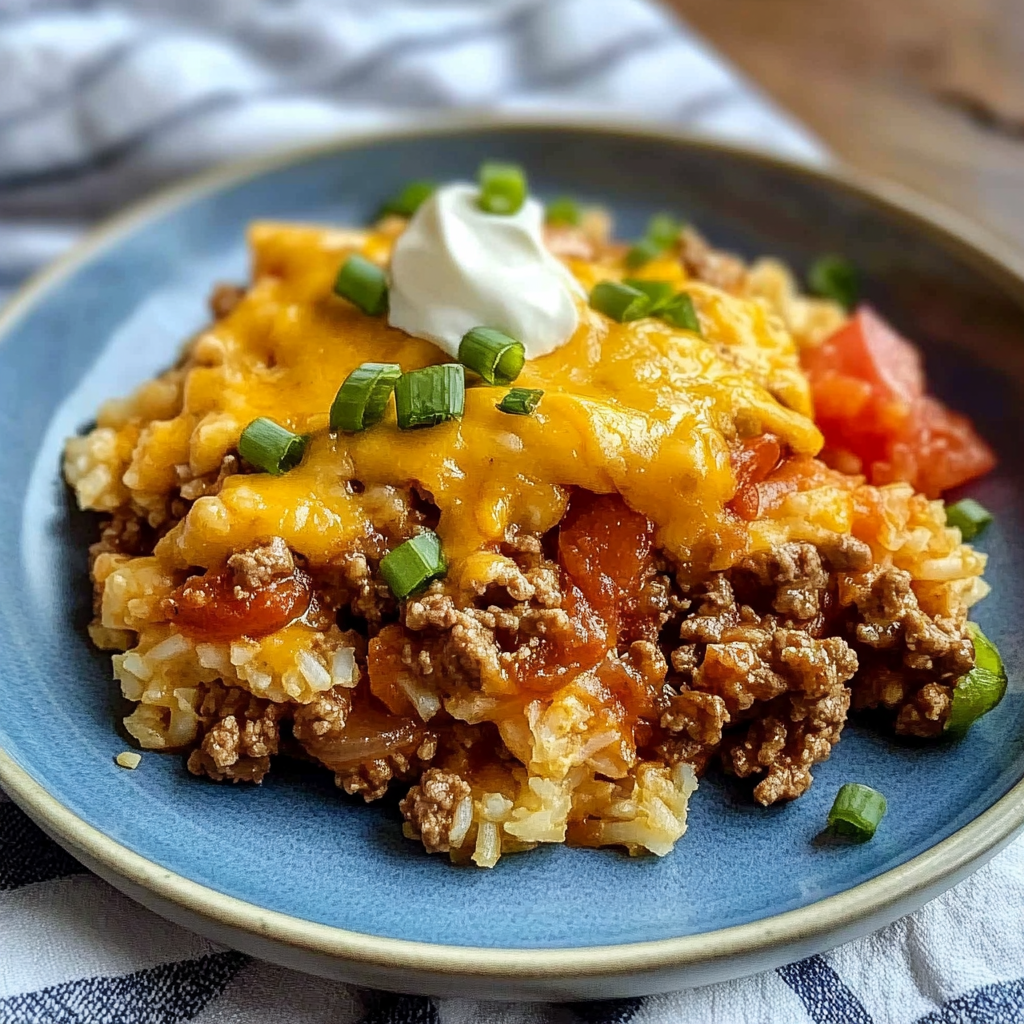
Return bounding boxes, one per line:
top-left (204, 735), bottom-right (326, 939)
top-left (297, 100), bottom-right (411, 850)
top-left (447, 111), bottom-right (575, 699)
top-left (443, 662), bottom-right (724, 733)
top-left (135, 221), bottom-right (822, 577)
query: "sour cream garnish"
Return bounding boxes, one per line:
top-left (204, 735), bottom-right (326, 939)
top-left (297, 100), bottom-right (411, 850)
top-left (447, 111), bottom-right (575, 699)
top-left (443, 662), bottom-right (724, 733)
top-left (387, 183), bottom-right (585, 359)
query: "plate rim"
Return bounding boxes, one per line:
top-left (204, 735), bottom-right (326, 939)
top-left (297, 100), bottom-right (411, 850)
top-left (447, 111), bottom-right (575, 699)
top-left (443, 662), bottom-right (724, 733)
top-left (3, 110), bottom-right (1024, 981)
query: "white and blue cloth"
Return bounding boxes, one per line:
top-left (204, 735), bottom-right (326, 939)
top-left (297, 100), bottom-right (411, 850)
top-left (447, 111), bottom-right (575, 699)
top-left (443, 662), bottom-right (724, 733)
top-left (2, 2), bottom-right (1024, 1022)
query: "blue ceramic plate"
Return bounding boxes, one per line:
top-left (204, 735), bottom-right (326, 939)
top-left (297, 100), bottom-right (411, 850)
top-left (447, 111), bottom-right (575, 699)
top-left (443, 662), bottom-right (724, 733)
top-left (2, 117), bottom-right (1024, 1000)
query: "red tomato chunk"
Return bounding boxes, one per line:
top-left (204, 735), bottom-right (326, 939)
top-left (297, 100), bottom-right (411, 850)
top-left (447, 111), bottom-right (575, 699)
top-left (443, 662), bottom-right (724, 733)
top-left (558, 490), bottom-right (656, 647)
top-left (164, 567), bottom-right (311, 641)
top-left (801, 307), bottom-right (995, 496)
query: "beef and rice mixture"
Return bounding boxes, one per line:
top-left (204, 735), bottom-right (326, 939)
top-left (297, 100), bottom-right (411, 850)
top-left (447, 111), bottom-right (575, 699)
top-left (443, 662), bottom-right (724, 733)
top-left (63, 210), bottom-right (992, 867)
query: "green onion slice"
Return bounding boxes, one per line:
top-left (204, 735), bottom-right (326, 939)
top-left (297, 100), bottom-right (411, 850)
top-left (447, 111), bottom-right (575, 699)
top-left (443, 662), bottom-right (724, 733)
top-left (395, 364), bottom-right (465, 429)
top-left (625, 213), bottom-right (682, 269)
top-left (658, 292), bottom-right (701, 334)
top-left (334, 254), bottom-right (388, 316)
top-left (458, 327), bottom-right (525, 385)
top-left (946, 622), bottom-right (1007, 737)
top-left (826, 783), bottom-right (887, 842)
top-left (646, 213), bottom-right (683, 249)
top-left (589, 280), bottom-right (652, 323)
top-left (945, 498), bottom-right (993, 541)
top-left (238, 417), bottom-right (307, 476)
top-left (497, 387), bottom-right (543, 415)
top-left (379, 180), bottom-right (435, 219)
top-left (545, 197), bottom-right (581, 227)
top-left (330, 362), bottom-right (401, 433)
top-left (379, 531), bottom-right (448, 600)
top-left (971, 621), bottom-right (1004, 675)
top-left (625, 237), bottom-right (664, 271)
top-left (478, 161), bottom-right (527, 216)
top-left (622, 278), bottom-right (675, 311)
top-left (807, 255), bottom-right (859, 310)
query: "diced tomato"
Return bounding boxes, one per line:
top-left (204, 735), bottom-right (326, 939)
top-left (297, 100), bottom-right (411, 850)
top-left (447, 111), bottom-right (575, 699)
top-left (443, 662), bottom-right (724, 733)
top-left (873, 396), bottom-right (997, 497)
top-left (802, 306), bottom-right (995, 496)
top-left (729, 434), bottom-right (783, 491)
top-left (729, 454), bottom-right (850, 521)
top-left (163, 567), bottom-right (311, 641)
top-left (595, 648), bottom-right (660, 720)
top-left (558, 490), bottom-right (655, 646)
top-left (513, 492), bottom-right (655, 690)
top-left (515, 578), bottom-right (609, 693)
top-left (804, 307), bottom-right (925, 402)
top-left (367, 624), bottom-right (412, 716)
top-left (727, 434), bottom-right (784, 518)
top-left (810, 373), bottom-right (874, 422)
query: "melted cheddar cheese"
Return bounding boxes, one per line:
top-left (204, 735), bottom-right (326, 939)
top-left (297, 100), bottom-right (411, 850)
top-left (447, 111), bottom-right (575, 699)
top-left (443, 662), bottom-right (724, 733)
top-left (122, 222), bottom-right (823, 577)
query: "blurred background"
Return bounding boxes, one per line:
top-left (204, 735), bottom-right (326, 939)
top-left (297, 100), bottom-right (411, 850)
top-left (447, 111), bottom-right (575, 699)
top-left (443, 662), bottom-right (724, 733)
top-left (672, 0), bottom-right (1024, 248)
top-left (3, 0), bottom-right (1023, 303)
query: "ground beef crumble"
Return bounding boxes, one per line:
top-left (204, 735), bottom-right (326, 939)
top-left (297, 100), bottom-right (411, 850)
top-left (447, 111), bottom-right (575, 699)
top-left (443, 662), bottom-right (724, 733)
top-left (670, 610), bottom-right (859, 803)
top-left (292, 687), bottom-right (353, 746)
top-left (679, 226), bottom-right (748, 293)
top-left (227, 536), bottom-right (295, 599)
top-left (894, 681), bottom-right (954, 738)
top-left (338, 754), bottom-right (421, 802)
top-left (399, 768), bottom-right (472, 853)
top-left (658, 538), bottom-right (972, 803)
top-left (178, 453), bottom-right (239, 502)
top-left (722, 682), bottom-right (852, 805)
top-left (171, 523), bottom-right (975, 817)
top-left (837, 565), bottom-right (973, 678)
top-left (89, 510), bottom-right (152, 563)
top-left (342, 552), bottom-right (397, 629)
top-left (657, 689), bottom-right (730, 773)
top-left (694, 626), bottom-right (859, 714)
top-left (398, 562), bottom-right (572, 692)
top-left (187, 683), bottom-right (283, 783)
top-left (837, 564), bottom-right (974, 738)
top-left (737, 543), bottom-right (831, 620)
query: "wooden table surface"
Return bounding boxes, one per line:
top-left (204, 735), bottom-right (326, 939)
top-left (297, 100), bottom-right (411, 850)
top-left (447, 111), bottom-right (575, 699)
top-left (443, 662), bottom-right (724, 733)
top-left (668, 0), bottom-right (1024, 253)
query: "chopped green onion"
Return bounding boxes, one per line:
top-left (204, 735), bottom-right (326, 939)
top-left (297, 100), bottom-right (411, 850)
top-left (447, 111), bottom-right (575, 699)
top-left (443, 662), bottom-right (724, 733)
top-left (589, 280), bottom-right (652, 323)
top-left (379, 180), bottom-right (435, 219)
top-left (458, 327), bottom-right (525, 385)
top-left (646, 213), bottom-right (683, 249)
top-left (970, 621), bottom-right (1004, 675)
top-left (238, 417), bottom-right (307, 476)
top-left (658, 292), bottom-right (701, 334)
top-left (807, 255), bottom-right (859, 310)
top-left (497, 388), bottom-right (543, 415)
top-left (395, 364), bottom-right (465, 429)
top-left (545, 197), bottom-right (581, 226)
top-left (625, 213), bottom-right (682, 268)
top-left (379, 531), bottom-right (448, 600)
top-left (826, 783), bottom-right (887, 842)
top-left (945, 498), bottom-right (993, 541)
top-left (625, 237), bottom-right (664, 270)
top-left (330, 362), bottom-right (401, 433)
top-left (478, 161), bottom-right (527, 216)
top-left (946, 622), bottom-right (1007, 737)
top-left (623, 278), bottom-right (675, 311)
top-left (334, 254), bottom-right (388, 316)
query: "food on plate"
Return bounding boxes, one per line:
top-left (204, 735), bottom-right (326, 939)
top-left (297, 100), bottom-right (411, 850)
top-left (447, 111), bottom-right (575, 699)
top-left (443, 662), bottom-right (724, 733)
top-left (944, 498), bottom-right (993, 542)
top-left (64, 162), bottom-right (1000, 867)
top-left (825, 783), bottom-right (887, 843)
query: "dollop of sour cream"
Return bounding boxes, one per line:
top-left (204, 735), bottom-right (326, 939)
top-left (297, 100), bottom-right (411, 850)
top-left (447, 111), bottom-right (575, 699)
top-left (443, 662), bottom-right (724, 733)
top-left (387, 183), bottom-right (585, 359)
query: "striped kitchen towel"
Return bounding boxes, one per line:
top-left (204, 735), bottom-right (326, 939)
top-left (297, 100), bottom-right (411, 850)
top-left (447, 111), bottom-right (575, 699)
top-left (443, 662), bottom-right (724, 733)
top-left (2, 2), bottom-right (1024, 1023)
top-left (0, 0), bottom-right (820, 303)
